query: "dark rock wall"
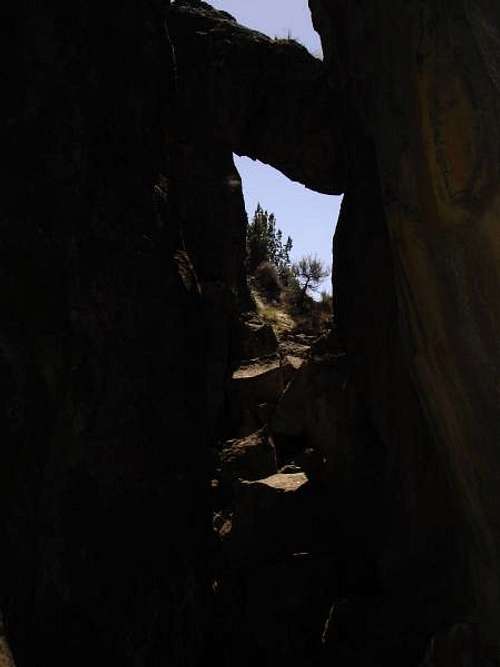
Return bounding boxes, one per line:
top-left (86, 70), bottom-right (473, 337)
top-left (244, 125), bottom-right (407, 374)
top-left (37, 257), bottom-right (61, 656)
top-left (168, 136), bottom-right (248, 442)
top-left (3, 0), bottom-right (500, 664)
top-left (0, 2), bottom-right (245, 664)
top-left (333, 160), bottom-right (468, 662)
top-left (2, 2), bottom-right (333, 662)
top-left (168, 0), bottom-right (345, 195)
top-left (311, 0), bottom-right (500, 658)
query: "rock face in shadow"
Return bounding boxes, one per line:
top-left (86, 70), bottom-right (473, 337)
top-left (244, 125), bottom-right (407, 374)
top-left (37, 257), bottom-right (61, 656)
top-left (220, 430), bottom-right (277, 484)
top-left (3, 0), bottom-right (500, 665)
top-left (3, 2), bottom-right (313, 662)
top-left (0, 2), bottom-right (245, 665)
top-left (310, 0), bottom-right (500, 660)
top-left (271, 335), bottom-right (353, 482)
top-left (168, 0), bottom-right (345, 195)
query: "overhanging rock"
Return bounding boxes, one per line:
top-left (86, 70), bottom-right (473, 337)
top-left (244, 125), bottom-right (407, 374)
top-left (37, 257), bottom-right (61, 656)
top-left (169, 0), bottom-right (346, 194)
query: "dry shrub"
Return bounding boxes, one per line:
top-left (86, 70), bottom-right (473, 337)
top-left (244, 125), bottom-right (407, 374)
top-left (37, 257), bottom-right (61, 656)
top-left (255, 261), bottom-right (282, 301)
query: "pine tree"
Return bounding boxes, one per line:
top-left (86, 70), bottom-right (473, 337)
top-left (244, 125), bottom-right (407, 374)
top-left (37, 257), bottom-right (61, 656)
top-left (246, 203), bottom-right (293, 277)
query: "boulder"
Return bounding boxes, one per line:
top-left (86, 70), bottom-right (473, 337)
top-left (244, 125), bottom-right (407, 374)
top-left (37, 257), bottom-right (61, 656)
top-left (232, 355), bottom-right (284, 403)
top-left (220, 429), bottom-right (277, 483)
top-left (224, 473), bottom-right (335, 568)
top-left (238, 313), bottom-right (279, 361)
top-left (229, 354), bottom-right (285, 437)
top-left (217, 473), bottom-right (338, 666)
top-left (271, 345), bottom-right (353, 479)
top-left (281, 354), bottom-right (306, 386)
top-left (279, 339), bottom-right (311, 360)
top-left (225, 473), bottom-right (307, 564)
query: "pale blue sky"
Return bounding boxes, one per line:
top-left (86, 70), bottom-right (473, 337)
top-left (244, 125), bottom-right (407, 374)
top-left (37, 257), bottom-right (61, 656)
top-left (208, 0), bottom-right (342, 292)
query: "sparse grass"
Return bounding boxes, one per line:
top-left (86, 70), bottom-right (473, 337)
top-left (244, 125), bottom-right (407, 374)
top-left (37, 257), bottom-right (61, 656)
top-left (253, 291), bottom-right (295, 336)
top-left (252, 284), bottom-right (331, 339)
top-left (260, 305), bottom-right (295, 333)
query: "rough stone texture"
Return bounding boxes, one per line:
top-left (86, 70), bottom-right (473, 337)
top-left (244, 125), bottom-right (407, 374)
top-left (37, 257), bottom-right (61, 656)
top-left (281, 354), bottom-right (306, 386)
top-left (5, 0), bottom-right (500, 664)
top-left (216, 472), bottom-right (339, 666)
top-left (168, 0), bottom-right (345, 194)
top-left (237, 313), bottom-right (279, 362)
top-left (2, 3), bottom-right (345, 663)
top-left (226, 474), bottom-right (307, 561)
top-left (229, 355), bottom-right (285, 437)
top-left (220, 429), bottom-right (278, 483)
top-left (3, 3), bottom-right (347, 662)
top-left (0, 2), bottom-right (245, 665)
top-left (332, 162), bottom-right (464, 643)
top-left (168, 133), bottom-right (249, 444)
top-left (232, 356), bottom-right (284, 397)
top-left (310, 0), bottom-right (500, 660)
top-left (225, 473), bottom-right (324, 567)
top-left (0, 617), bottom-right (15, 667)
top-left (272, 337), bottom-right (353, 479)
top-left (279, 338), bottom-right (312, 360)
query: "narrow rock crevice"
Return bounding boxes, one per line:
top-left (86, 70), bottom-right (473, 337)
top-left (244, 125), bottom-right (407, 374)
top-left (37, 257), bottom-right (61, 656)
top-left (2, 1), bottom-right (500, 665)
